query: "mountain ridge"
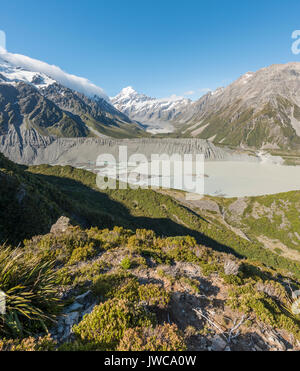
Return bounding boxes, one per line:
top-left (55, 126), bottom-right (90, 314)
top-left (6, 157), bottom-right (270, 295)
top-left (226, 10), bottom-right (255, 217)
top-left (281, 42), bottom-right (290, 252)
top-left (0, 54), bottom-right (146, 139)
top-left (112, 63), bottom-right (300, 150)
top-left (174, 62), bottom-right (300, 149)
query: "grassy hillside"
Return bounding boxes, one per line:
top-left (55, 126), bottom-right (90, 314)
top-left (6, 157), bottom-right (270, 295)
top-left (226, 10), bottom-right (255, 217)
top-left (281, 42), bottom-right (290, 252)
top-left (1, 153), bottom-right (300, 351)
top-left (0, 153), bottom-right (114, 244)
top-left (164, 189), bottom-right (300, 268)
top-left (28, 163), bottom-right (300, 279)
top-left (207, 192), bottom-right (300, 260)
top-left (1, 150), bottom-right (300, 276)
top-left (1, 224), bottom-right (300, 351)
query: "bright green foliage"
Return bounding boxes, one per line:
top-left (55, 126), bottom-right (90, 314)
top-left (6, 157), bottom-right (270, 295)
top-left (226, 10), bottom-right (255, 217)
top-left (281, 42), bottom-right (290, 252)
top-left (92, 273), bottom-right (170, 309)
top-left (92, 272), bottom-right (134, 299)
top-left (68, 244), bottom-right (97, 266)
top-left (27, 161), bottom-right (300, 278)
top-left (23, 227), bottom-right (101, 266)
top-left (72, 299), bottom-right (155, 350)
top-left (120, 257), bottom-right (132, 270)
top-left (88, 227), bottom-right (133, 250)
top-left (2, 152), bottom-right (300, 351)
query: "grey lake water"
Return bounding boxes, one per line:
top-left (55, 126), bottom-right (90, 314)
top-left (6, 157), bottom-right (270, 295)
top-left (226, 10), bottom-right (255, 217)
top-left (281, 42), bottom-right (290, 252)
top-left (76, 157), bottom-right (300, 198)
top-left (204, 161), bottom-right (300, 197)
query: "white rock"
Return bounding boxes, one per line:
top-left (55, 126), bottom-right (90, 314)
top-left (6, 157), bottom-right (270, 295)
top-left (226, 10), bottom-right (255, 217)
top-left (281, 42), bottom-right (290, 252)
top-left (65, 302), bottom-right (83, 313)
top-left (75, 290), bottom-right (92, 304)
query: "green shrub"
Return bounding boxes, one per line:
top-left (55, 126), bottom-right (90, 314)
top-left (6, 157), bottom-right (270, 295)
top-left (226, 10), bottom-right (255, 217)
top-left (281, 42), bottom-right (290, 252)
top-left (221, 273), bottom-right (244, 286)
top-left (88, 226), bottom-right (133, 250)
top-left (117, 324), bottom-right (186, 351)
top-left (72, 299), bottom-right (155, 350)
top-left (93, 274), bottom-right (170, 309)
top-left (138, 284), bottom-right (170, 308)
top-left (92, 272), bottom-right (134, 299)
top-left (68, 243), bottom-right (97, 265)
top-left (0, 334), bottom-right (56, 351)
top-left (120, 257), bottom-right (133, 270)
top-left (227, 283), bottom-right (300, 339)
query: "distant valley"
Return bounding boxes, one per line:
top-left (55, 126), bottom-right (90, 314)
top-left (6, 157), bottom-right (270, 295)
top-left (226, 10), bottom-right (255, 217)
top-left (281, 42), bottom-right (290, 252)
top-left (112, 63), bottom-right (300, 151)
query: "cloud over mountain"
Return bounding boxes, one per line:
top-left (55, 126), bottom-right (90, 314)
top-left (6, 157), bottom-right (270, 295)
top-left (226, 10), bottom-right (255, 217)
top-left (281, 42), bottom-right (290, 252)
top-left (0, 49), bottom-right (108, 100)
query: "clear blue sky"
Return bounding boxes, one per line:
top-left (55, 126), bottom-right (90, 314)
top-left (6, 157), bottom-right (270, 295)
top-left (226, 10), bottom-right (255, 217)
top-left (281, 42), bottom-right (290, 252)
top-left (1, 0), bottom-right (300, 99)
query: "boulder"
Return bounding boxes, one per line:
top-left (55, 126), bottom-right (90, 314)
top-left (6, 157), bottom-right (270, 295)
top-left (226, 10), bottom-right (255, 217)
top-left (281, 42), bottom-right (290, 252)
top-left (50, 216), bottom-right (71, 234)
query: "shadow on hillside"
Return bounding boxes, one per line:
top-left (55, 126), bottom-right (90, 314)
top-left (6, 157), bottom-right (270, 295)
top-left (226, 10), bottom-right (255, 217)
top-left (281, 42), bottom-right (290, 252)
top-left (33, 172), bottom-right (243, 258)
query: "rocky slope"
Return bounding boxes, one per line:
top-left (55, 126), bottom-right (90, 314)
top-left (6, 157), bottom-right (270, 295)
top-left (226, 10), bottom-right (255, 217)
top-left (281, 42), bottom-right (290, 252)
top-left (178, 63), bottom-right (300, 150)
top-left (111, 87), bottom-right (192, 133)
top-left (39, 221), bottom-right (300, 351)
top-left (0, 131), bottom-right (253, 166)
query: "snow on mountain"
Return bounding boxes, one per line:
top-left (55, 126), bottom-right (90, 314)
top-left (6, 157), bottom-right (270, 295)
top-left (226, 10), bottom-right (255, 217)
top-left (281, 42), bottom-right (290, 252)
top-left (0, 49), bottom-right (108, 100)
top-left (111, 87), bottom-right (192, 133)
top-left (0, 57), bottom-right (56, 89)
top-left (0, 52), bottom-right (145, 139)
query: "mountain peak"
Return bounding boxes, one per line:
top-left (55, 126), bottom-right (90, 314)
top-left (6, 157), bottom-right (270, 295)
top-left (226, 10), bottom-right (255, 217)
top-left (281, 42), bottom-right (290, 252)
top-left (119, 86), bottom-right (137, 96)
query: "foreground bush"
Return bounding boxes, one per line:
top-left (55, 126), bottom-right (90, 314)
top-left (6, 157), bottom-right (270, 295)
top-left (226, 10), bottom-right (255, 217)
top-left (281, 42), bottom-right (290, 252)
top-left (117, 324), bottom-right (187, 351)
top-left (0, 335), bottom-right (56, 351)
top-left (0, 246), bottom-right (60, 337)
top-left (72, 298), bottom-right (155, 350)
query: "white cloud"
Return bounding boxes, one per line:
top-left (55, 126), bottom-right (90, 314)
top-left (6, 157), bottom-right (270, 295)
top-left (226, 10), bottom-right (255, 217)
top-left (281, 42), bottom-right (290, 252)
top-left (183, 88), bottom-right (213, 99)
top-left (199, 88), bottom-right (212, 93)
top-left (155, 94), bottom-right (186, 102)
top-left (0, 30), bottom-right (6, 51)
top-left (184, 90), bottom-right (195, 96)
top-left (0, 49), bottom-right (108, 100)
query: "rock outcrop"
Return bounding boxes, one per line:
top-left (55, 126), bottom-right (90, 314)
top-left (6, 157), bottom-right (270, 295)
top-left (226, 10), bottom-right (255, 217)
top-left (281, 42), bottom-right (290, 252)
top-left (50, 217), bottom-right (71, 235)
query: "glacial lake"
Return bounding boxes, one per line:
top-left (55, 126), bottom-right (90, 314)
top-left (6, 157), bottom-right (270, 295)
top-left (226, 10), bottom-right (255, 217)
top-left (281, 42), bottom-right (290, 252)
top-left (204, 161), bottom-right (300, 197)
top-left (78, 159), bottom-right (300, 198)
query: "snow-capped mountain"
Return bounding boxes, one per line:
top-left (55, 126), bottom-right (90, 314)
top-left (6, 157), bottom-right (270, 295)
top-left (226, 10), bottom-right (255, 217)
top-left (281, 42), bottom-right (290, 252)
top-left (0, 58), bottom-right (56, 89)
top-left (0, 53), bottom-right (145, 139)
top-left (0, 49), bottom-right (107, 100)
top-left (111, 87), bottom-right (192, 134)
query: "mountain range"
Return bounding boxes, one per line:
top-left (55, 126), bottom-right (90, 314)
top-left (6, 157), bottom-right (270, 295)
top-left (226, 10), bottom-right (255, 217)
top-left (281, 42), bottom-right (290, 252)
top-left (0, 55), bottom-right (145, 139)
top-left (177, 63), bottom-right (300, 150)
top-left (111, 86), bottom-right (191, 134)
top-left (1, 50), bottom-right (300, 151)
top-left (112, 63), bottom-right (300, 150)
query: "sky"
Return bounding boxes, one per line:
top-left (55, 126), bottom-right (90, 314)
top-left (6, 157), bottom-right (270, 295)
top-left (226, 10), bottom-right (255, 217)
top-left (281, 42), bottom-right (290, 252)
top-left (1, 0), bottom-right (300, 100)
